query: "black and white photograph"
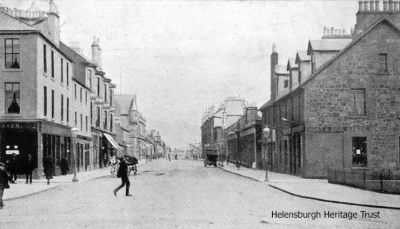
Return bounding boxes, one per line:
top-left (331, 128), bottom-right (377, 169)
top-left (0, 0), bottom-right (399, 228)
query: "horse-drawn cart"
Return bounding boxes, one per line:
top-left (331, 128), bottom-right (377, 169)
top-left (204, 150), bottom-right (218, 167)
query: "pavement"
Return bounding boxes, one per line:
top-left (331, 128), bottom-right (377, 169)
top-left (3, 159), bottom-right (147, 201)
top-left (219, 162), bottom-right (400, 209)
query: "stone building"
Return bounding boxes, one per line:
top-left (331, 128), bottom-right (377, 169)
top-left (226, 106), bottom-right (262, 168)
top-left (260, 0), bottom-right (400, 178)
top-left (114, 94), bottom-right (148, 160)
top-left (0, 1), bottom-right (118, 177)
top-left (201, 97), bottom-right (246, 161)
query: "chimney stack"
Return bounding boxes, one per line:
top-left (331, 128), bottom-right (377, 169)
top-left (359, 1), bottom-right (363, 11)
top-left (375, 0), bottom-right (380, 10)
top-left (91, 36), bottom-right (102, 69)
top-left (364, 1), bottom-right (369, 10)
top-left (270, 44), bottom-right (278, 101)
top-left (370, 0), bottom-right (375, 10)
top-left (395, 1), bottom-right (399, 10)
top-left (383, 0), bottom-right (388, 10)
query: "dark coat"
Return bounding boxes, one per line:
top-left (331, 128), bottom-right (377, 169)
top-left (43, 157), bottom-right (53, 177)
top-left (60, 158), bottom-right (69, 174)
top-left (25, 157), bottom-right (35, 173)
top-left (117, 159), bottom-right (128, 179)
top-left (0, 168), bottom-right (11, 189)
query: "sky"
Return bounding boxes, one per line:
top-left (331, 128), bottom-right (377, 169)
top-left (1, 0), bottom-right (358, 148)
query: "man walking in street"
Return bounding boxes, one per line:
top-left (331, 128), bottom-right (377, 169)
top-left (8, 153), bottom-right (17, 183)
top-left (43, 156), bottom-right (53, 185)
top-left (113, 157), bottom-right (131, 197)
top-left (25, 154), bottom-right (35, 184)
top-left (0, 162), bottom-right (12, 209)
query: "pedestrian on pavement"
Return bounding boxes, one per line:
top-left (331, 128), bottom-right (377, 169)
top-left (113, 157), bottom-right (131, 197)
top-left (43, 156), bottom-right (53, 185)
top-left (0, 162), bottom-right (12, 209)
top-left (25, 154), bottom-right (35, 184)
top-left (8, 153), bottom-right (18, 183)
top-left (110, 155), bottom-right (116, 174)
top-left (60, 157), bottom-right (69, 175)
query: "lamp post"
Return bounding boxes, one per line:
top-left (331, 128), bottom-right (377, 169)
top-left (235, 130), bottom-right (240, 169)
top-left (71, 127), bottom-right (79, 182)
top-left (263, 127), bottom-right (271, 181)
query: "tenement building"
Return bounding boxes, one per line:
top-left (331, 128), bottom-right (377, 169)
top-left (0, 1), bottom-right (118, 177)
top-left (260, 0), bottom-right (400, 178)
top-left (201, 97), bottom-right (246, 162)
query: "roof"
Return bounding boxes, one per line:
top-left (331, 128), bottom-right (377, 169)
top-left (259, 99), bottom-right (273, 111)
top-left (266, 17), bottom-right (399, 108)
top-left (114, 94), bottom-right (138, 115)
top-left (275, 64), bottom-right (290, 75)
top-left (0, 10), bottom-right (38, 31)
top-left (287, 58), bottom-right (297, 70)
top-left (295, 50), bottom-right (310, 64)
top-left (307, 38), bottom-right (352, 55)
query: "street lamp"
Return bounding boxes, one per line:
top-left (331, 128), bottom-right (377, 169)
top-left (71, 127), bottom-right (79, 182)
top-left (263, 127), bottom-right (271, 181)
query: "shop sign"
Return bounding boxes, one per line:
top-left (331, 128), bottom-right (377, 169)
top-left (0, 122), bottom-right (36, 130)
top-left (6, 150), bottom-right (19, 155)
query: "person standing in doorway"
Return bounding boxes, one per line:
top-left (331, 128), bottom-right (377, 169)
top-left (113, 157), bottom-right (131, 197)
top-left (8, 154), bottom-right (17, 183)
top-left (0, 162), bottom-right (12, 209)
top-left (43, 156), bottom-right (53, 185)
top-left (60, 157), bottom-right (69, 175)
top-left (25, 154), bottom-right (35, 184)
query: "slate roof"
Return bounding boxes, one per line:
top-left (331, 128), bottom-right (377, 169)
top-left (295, 50), bottom-right (310, 63)
top-left (275, 64), bottom-right (290, 75)
top-left (114, 94), bottom-right (138, 115)
top-left (307, 38), bottom-right (352, 54)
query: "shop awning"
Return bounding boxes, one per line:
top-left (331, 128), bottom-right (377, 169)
top-left (103, 133), bottom-right (122, 151)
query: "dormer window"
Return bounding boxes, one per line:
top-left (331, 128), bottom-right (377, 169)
top-left (5, 39), bottom-right (20, 69)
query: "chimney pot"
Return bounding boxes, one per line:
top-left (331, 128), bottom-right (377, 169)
top-left (363, 1), bottom-right (368, 10)
top-left (370, 0), bottom-right (375, 10)
top-left (375, 0), bottom-right (380, 10)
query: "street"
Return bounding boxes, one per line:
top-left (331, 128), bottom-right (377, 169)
top-left (0, 160), bottom-right (399, 229)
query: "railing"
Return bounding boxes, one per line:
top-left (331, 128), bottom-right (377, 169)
top-left (328, 168), bottom-right (400, 194)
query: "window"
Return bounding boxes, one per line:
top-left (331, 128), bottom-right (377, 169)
top-left (67, 98), bottom-right (69, 123)
top-left (85, 116), bottom-right (88, 133)
top-left (43, 45), bottom-right (47, 73)
top-left (61, 58), bottom-right (64, 83)
top-left (5, 38), bottom-right (20, 69)
top-left (378, 53), bottom-right (387, 72)
top-left (104, 111), bottom-right (108, 129)
top-left (44, 86), bottom-right (47, 116)
top-left (110, 89), bottom-right (113, 106)
top-left (85, 91), bottom-right (88, 105)
top-left (5, 83), bottom-right (20, 114)
top-left (352, 89), bottom-right (366, 116)
top-left (51, 51), bottom-right (54, 78)
top-left (51, 90), bottom-right (54, 118)
top-left (75, 111), bottom-right (77, 126)
top-left (352, 137), bottom-right (367, 167)
top-left (80, 114), bottom-right (83, 131)
top-left (61, 94), bottom-right (64, 121)
top-left (90, 102), bottom-right (93, 125)
top-left (284, 80), bottom-right (289, 88)
top-left (74, 84), bottom-right (77, 100)
top-left (110, 114), bottom-right (113, 132)
top-left (96, 107), bottom-right (100, 127)
top-left (80, 88), bottom-right (82, 103)
top-left (97, 78), bottom-right (100, 96)
top-left (66, 63), bottom-right (69, 86)
top-left (104, 84), bottom-right (107, 102)
top-left (87, 69), bottom-right (92, 89)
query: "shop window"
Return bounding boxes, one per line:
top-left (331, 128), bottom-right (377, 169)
top-left (352, 137), bottom-right (367, 167)
top-left (351, 89), bottom-right (366, 116)
top-left (5, 38), bottom-right (20, 69)
top-left (5, 82), bottom-right (20, 114)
